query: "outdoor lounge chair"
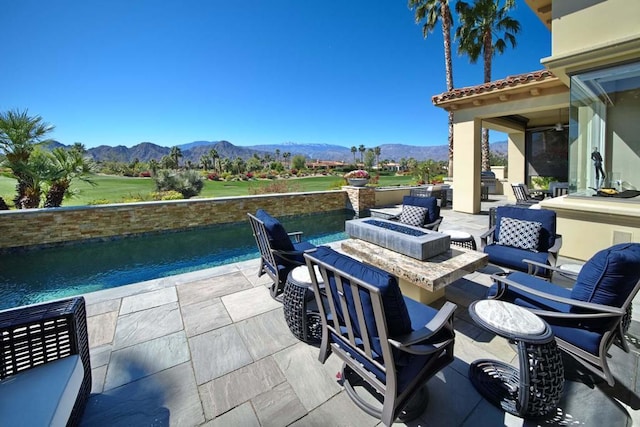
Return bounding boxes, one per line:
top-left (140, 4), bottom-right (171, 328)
top-left (487, 243), bottom-right (640, 386)
top-left (304, 246), bottom-right (456, 426)
top-left (248, 210), bottom-right (316, 299)
top-left (0, 297), bottom-right (92, 426)
top-left (389, 196), bottom-right (443, 231)
top-left (481, 205), bottom-right (562, 278)
top-left (511, 183), bottom-right (544, 206)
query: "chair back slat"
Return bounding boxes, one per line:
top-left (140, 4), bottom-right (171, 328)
top-left (247, 213), bottom-right (278, 274)
top-left (511, 183), bottom-right (529, 201)
top-left (306, 254), bottom-right (392, 372)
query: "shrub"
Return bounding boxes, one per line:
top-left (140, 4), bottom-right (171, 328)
top-left (207, 173), bottom-right (220, 181)
top-left (154, 169), bottom-right (204, 198)
top-left (88, 199), bottom-right (111, 205)
top-left (150, 190), bottom-right (184, 200)
top-left (139, 171), bottom-right (152, 178)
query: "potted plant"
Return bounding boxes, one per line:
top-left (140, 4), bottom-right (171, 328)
top-left (344, 170), bottom-right (370, 187)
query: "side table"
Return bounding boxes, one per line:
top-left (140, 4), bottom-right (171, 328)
top-left (441, 230), bottom-right (477, 250)
top-left (283, 266), bottom-right (323, 343)
top-left (468, 300), bottom-right (564, 417)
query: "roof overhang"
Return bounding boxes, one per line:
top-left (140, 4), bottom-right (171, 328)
top-left (432, 70), bottom-right (568, 112)
top-left (525, 0), bottom-right (552, 30)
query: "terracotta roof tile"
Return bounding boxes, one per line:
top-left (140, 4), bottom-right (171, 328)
top-left (432, 70), bottom-right (555, 104)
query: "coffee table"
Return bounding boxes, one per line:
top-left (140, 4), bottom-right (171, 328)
top-left (468, 300), bottom-right (564, 417)
top-left (341, 239), bottom-right (488, 304)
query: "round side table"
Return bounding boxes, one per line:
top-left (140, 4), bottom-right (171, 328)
top-left (283, 266), bottom-right (323, 343)
top-left (468, 300), bottom-right (564, 418)
top-left (441, 230), bottom-right (477, 250)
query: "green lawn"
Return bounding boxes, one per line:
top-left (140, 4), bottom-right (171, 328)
top-left (0, 174), bottom-right (415, 207)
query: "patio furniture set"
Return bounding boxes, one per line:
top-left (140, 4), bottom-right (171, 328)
top-left (2, 200), bottom-right (639, 426)
top-left (246, 203), bottom-right (640, 425)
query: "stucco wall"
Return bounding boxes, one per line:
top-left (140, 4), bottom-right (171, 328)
top-left (552, 0), bottom-right (640, 60)
top-left (0, 191), bottom-right (347, 251)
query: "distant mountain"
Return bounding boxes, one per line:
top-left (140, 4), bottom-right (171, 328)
top-left (51, 139), bottom-right (508, 164)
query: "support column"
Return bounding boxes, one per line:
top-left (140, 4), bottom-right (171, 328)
top-left (453, 119), bottom-right (482, 213)
top-left (507, 132), bottom-right (526, 202)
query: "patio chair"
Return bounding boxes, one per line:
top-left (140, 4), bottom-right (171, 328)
top-left (0, 297), bottom-right (92, 426)
top-left (487, 243), bottom-right (640, 386)
top-left (304, 246), bottom-right (456, 426)
top-left (481, 205), bottom-right (561, 278)
top-left (248, 210), bottom-right (316, 299)
top-left (549, 181), bottom-right (569, 197)
top-left (389, 196), bottom-right (442, 231)
top-left (511, 183), bottom-right (544, 206)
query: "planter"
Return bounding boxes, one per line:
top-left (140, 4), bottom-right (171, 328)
top-left (347, 178), bottom-right (369, 187)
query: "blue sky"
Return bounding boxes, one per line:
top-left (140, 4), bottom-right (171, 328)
top-left (1, 1), bottom-right (550, 149)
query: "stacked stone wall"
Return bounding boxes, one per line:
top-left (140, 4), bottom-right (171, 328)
top-left (0, 191), bottom-right (347, 250)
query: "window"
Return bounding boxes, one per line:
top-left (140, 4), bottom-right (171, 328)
top-left (568, 61), bottom-right (640, 197)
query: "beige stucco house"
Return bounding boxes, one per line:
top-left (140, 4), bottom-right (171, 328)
top-left (433, 0), bottom-right (640, 260)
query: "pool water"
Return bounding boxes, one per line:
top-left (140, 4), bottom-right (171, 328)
top-left (0, 210), bottom-right (351, 310)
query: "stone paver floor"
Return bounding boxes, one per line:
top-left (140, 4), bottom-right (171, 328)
top-left (76, 198), bottom-right (640, 426)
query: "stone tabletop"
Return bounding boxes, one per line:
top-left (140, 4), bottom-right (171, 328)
top-left (341, 238), bottom-right (488, 292)
top-left (471, 300), bottom-right (546, 337)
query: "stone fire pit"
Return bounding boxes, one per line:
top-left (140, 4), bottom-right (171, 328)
top-left (345, 218), bottom-right (450, 260)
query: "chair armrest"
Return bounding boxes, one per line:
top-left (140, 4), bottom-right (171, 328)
top-left (490, 273), bottom-right (625, 316)
top-left (389, 302), bottom-right (456, 354)
top-left (480, 227), bottom-right (495, 247)
top-left (287, 231), bottom-right (303, 243)
top-left (422, 217), bottom-right (443, 231)
top-left (523, 258), bottom-right (575, 281)
top-left (272, 247), bottom-right (316, 265)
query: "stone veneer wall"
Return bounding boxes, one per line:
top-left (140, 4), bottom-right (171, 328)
top-left (0, 191), bottom-right (347, 251)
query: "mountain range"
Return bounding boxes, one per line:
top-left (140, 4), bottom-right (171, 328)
top-left (44, 140), bottom-right (508, 164)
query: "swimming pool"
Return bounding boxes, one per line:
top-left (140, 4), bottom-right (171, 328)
top-left (0, 210), bottom-right (351, 310)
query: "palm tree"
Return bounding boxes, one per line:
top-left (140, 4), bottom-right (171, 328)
top-left (0, 109), bottom-right (55, 208)
top-left (409, 0), bottom-right (455, 177)
top-left (71, 142), bottom-right (86, 154)
top-left (358, 144), bottom-right (366, 163)
top-left (282, 151), bottom-right (291, 169)
top-left (275, 149), bottom-right (280, 162)
top-left (374, 146), bottom-right (381, 167)
top-left (350, 146), bottom-right (357, 164)
top-left (455, 0), bottom-right (520, 171)
top-left (43, 147), bottom-right (96, 208)
top-left (209, 148), bottom-right (219, 173)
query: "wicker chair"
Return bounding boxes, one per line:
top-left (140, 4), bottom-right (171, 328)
top-left (248, 210), bottom-right (316, 299)
top-left (0, 297), bottom-right (92, 426)
top-left (304, 247), bottom-right (456, 426)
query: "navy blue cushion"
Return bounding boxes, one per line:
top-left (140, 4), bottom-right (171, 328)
top-left (402, 196), bottom-right (439, 224)
top-left (571, 243), bottom-right (640, 307)
top-left (331, 295), bottom-right (441, 393)
top-left (484, 243), bottom-right (550, 273)
top-left (488, 272), bottom-right (604, 355)
top-left (494, 206), bottom-right (556, 252)
top-left (311, 246), bottom-right (412, 355)
top-left (256, 209), bottom-right (295, 252)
